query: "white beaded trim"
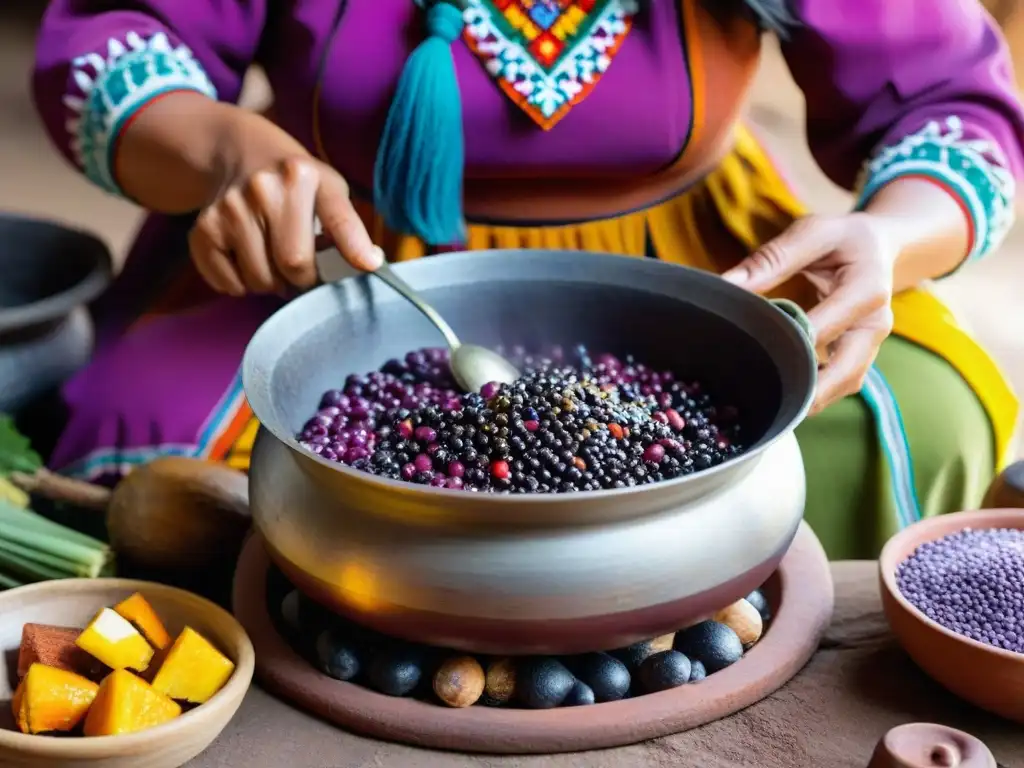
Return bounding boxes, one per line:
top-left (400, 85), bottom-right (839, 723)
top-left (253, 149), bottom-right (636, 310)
top-left (856, 117), bottom-right (1016, 264)
top-left (64, 32), bottom-right (217, 196)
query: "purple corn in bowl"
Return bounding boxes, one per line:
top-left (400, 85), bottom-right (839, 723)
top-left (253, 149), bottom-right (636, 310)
top-left (896, 528), bottom-right (1024, 655)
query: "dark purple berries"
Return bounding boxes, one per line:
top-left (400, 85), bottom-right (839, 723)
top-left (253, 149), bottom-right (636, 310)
top-left (298, 346), bottom-right (745, 494)
top-left (896, 527), bottom-right (1024, 654)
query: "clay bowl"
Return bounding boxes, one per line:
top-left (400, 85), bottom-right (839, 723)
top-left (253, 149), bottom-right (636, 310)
top-left (879, 509), bottom-right (1024, 724)
top-left (0, 578), bottom-right (255, 768)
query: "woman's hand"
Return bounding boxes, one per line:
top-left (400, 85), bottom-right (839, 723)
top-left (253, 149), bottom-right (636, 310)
top-left (187, 109), bottom-right (382, 296)
top-left (722, 213), bottom-right (899, 414)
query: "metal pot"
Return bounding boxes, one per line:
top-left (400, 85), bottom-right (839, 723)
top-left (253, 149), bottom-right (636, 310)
top-left (0, 215), bottom-right (113, 413)
top-left (243, 250), bottom-right (817, 654)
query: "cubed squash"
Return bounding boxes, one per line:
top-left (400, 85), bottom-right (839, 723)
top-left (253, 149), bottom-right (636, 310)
top-left (76, 608), bottom-right (154, 672)
top-left (11, 663), bottom-right (99, 734)
top-left (151, 626), bottom-right (235, 704)
top-left (11, 676), bottom-right (27, 733)
top-left (17, 623), bottom-right (108, 681)
top-left (83, 669), bottom-right (182, 736)
top-left (114, 593), bottom-right (172, 650)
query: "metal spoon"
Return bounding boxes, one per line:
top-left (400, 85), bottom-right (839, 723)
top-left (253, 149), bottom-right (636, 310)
top-left (368, 258), bottom-right (520, 394)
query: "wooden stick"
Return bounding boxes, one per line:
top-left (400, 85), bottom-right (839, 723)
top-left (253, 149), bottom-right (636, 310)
top-left (8, 468), bottom-right (112, 512)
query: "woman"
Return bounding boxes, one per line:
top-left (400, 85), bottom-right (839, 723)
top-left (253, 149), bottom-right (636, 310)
top-left (33, 0), bottom-right (1023, 559)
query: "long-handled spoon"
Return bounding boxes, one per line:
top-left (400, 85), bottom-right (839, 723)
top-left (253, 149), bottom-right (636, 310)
top-left (363, 251), bottom-right (520, 394)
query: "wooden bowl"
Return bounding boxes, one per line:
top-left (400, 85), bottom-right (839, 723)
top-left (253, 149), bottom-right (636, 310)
top-left (879, 509), bottom-right (1024, 724)
top-left (0, 578), bottom-right (255, 768)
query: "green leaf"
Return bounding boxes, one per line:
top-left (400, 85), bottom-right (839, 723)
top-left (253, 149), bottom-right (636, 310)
top-left (0, 414), bottom-right (43, 476)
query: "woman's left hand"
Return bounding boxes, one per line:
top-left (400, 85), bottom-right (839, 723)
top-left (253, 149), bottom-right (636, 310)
top-left (721, 213), bottom-right (898, 414)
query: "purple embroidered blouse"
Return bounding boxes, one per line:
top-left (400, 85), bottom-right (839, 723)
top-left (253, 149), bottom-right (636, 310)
top-left (31, 0), bottom-right (1024, 261)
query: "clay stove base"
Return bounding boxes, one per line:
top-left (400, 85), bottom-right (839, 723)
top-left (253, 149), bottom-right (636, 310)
top-left (231, 522), bottom-right (834, 754)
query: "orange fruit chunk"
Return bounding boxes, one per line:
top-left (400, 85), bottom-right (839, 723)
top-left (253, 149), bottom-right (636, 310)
top-left (11, 663), bottom-right (99, 734)
top-left (114, 593), bottom-right (172, 650)
top-left (83, 669), bottom-right (181, 736)
top-left (76, 608), bottom-right (154, 673)
top-left (151, 626), bottom-right (235, 704)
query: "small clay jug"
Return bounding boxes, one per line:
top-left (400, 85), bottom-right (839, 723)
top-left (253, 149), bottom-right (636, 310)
top-left (982, 459), bottom-right (1024, 508)
top-left (867, 723), bottom-right (996, 768)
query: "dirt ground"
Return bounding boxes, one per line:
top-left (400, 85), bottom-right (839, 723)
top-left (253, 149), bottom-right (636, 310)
top-left (2, 10), bottom-right (1022, 453)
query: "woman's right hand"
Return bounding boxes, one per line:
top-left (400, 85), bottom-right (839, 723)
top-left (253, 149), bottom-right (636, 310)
top-left (186, 107), bottom-right (382, 296)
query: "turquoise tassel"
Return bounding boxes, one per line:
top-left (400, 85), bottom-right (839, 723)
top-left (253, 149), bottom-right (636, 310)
top-left (373, 1), bottom-right (466, 245)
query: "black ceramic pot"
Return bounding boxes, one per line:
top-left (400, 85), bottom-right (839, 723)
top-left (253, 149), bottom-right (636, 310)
top-left (0, 215), bottom-right (112, 413)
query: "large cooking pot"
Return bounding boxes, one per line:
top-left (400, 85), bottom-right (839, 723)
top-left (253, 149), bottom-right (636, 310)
top-left (243, 249), bottom-right (817, 654)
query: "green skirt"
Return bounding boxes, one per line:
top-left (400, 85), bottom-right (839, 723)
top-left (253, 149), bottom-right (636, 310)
top-left (798, 335), bottom-right (995, 560)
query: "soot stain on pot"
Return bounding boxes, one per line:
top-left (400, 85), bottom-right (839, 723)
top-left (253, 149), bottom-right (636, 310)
top-left (266, 570), bottom-right (774, 709)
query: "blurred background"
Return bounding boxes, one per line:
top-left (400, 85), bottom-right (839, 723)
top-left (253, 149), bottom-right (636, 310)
top-left (2, 2), bottom-right (1023, 452)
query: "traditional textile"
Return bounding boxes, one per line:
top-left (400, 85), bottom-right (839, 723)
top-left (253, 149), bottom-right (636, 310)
top-left (857, 117), bottom-right (1017, 264)
top-left (65, 32), bottom-right (216, 195)
top-left (41, 125), bottom-right (1007, 560)
top-left (31, 0), bottom-right (1024, 559)
top-left (462, 0), bottom-right (638, 128)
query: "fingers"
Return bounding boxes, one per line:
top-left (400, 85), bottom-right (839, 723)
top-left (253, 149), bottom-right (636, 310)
top-left (806, 266), bottom-right (891, 347)
top-left (223, 187), bottom-right (277, 293)
top-left (811, 313), bottom-right (892, 413)
top-left (250, 159), bottom-right (318, 289)
top-left (189, 156), bottom-right (383, 298)
top-left (721, 216), bottom-right (839, 294)
top-left (188, 209), bottom-right (246, 297)
top-left (314, 164), bottom-right (383, 271)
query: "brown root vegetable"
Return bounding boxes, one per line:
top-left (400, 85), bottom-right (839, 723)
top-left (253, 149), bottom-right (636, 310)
top-left (10, 457), bottom-right (250, 573)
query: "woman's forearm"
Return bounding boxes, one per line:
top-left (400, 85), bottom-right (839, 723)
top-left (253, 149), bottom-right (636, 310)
top-left (112, 91), bottom-right (243, 213)
top-left (114, 91), bottom-right (314, 215)
top-left (862, 178), bottom-right (972, 293)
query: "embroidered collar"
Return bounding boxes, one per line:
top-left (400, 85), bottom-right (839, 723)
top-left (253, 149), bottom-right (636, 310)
top-left (463, 0), bottom-right (639, 130)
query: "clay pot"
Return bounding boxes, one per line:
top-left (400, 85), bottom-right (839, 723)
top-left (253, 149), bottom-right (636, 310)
top-left (867, 723), bottom-right (995, 768)
top-left (879, 509), bottom-right (1024, 723)
top-left (981, 459), bottom-right (1024, 509)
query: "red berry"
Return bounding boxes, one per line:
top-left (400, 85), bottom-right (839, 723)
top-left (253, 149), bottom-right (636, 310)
top-left (490, 460), bottom-right (511, 480)
top-left (524, 419), bottom-right (540, 432)
top-left (642, 444), bottom-right (666, 464)
top-left (666, 409), bottom-right (686, 432)
top-left (608, 423), bottom-right (624, 440)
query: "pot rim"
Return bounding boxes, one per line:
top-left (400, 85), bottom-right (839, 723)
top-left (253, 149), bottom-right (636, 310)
top-left (243, 249), bottom-right (817, 505)
top-left (0, 214), bottom-right (113, 334)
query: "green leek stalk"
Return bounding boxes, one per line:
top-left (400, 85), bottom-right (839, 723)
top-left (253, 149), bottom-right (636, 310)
top-left (0, 499), bottom-right (113, 589)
